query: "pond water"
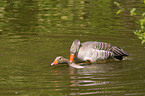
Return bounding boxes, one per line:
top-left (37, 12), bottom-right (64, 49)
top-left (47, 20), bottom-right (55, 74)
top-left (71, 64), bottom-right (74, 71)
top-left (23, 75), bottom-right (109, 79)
top-left (0, 0), bottom-right (145, 96)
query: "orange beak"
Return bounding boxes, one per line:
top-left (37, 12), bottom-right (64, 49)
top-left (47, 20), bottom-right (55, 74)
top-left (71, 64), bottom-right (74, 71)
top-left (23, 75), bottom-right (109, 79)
top-left (51, 60), bottom-right (58, 66)
top-left (70, 54), bottom-right (75, 63)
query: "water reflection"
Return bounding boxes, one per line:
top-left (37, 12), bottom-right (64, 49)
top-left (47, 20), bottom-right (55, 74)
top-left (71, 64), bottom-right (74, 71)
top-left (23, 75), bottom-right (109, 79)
top-left (50, 62), bottom-right (124, 95)
top-left (70, 77), bottom-right (110, 86)
top-left (2, 0), bottom-right (39, 35)
top-left (0, 0), bottom-right (145, 95)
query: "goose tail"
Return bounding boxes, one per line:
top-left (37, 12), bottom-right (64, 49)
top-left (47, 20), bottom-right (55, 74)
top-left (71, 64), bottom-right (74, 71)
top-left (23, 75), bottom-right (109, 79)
top-left (113, 47), bottom-right (129, 60)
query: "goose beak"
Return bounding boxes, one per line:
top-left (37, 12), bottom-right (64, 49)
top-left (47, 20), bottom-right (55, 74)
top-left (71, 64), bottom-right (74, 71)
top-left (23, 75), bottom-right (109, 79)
top-left (51, 60), bottom-right (58, 66)
top-left (70, 54), bottom-right (75, 63)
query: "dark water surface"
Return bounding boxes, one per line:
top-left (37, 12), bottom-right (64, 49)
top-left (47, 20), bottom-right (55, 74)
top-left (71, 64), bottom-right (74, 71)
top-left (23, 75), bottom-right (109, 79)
top-left (0, 0), bottom-right (145, 96)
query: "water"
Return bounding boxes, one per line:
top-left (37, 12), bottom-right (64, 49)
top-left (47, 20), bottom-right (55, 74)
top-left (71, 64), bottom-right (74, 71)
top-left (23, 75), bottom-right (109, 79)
top-left (0, 0), bottom-right (145, 95)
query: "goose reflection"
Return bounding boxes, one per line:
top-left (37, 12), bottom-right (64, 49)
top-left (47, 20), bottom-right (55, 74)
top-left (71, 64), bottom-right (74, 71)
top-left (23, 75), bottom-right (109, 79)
top-left (50, 56), bottom-right (124, 95)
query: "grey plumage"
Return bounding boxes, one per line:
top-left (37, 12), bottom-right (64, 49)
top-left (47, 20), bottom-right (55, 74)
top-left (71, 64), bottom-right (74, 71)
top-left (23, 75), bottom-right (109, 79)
top-left (70, 39), bottom-right (129, 61)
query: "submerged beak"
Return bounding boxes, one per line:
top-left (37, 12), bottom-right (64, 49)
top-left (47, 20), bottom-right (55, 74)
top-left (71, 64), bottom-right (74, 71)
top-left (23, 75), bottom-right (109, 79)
top-left (51, 60), bottom-right (58, 66)
top-left (70, 54), bottom-right (75, 63)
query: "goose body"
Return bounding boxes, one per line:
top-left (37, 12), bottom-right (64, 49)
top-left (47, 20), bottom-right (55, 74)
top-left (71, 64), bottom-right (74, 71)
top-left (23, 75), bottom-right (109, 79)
top-left (70, 39), bottom-right (129, 63)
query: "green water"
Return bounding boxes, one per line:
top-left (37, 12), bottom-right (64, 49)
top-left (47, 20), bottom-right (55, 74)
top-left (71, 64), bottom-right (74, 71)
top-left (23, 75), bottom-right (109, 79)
top-left (0, 0), bottom-right (145, 96)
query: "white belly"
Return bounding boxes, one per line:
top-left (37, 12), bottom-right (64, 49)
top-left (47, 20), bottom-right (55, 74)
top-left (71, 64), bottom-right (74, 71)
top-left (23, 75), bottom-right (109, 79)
top-left (77, 47), bottom-right (114, 62)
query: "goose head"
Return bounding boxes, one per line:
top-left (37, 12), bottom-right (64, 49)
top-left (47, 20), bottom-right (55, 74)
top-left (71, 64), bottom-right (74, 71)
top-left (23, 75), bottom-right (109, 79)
top-left (51, 56), bottom-right (70, 66)
top-left (51, 56), bottom-right (85, 69)
top-left (70, 39), bottom-right (81, 63)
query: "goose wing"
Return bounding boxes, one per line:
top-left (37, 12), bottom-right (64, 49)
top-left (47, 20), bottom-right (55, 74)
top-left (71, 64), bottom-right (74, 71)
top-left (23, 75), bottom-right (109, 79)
top-left (81, 41), bottom-right (129, 57)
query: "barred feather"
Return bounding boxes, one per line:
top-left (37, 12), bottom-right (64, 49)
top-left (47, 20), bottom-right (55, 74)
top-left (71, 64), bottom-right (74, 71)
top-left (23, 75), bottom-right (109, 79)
top-left (71, 40), bottom-right (129, 61)
top-left (81, 41), bottom-right (129, 60)
top-left (112, 46), bottom-right (129, 56)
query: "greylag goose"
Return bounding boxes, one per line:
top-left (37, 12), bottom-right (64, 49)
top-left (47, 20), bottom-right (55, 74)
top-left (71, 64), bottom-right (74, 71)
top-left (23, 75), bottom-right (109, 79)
top-left (70, 39), bottom-right (129, 63)
top-left (51, 56), bottom-right (85, 68)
